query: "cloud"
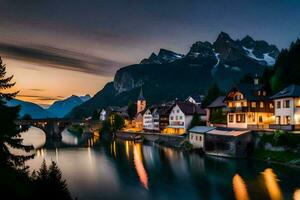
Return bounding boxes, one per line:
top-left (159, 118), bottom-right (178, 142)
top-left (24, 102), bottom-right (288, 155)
top-left (0, 42), bottom-right (127, 76)
top-left (17, 94), bottom-right (62, 101)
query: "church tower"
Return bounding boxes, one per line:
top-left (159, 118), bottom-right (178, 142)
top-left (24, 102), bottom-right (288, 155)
top-left (137, 87), bottom-right (146, 114)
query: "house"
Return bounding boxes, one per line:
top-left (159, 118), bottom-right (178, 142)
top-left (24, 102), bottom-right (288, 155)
top-left (157, 103), bottom-right (174, 131)
top-left (185, 95), bottom-right (204, 105)
top-left (270, 84), bottom-right (300, 131)
top-left (99, 108), bottom-right (107, 121)
top-left (206, 96), bottom-right (227, 127)
top-left (143, 104), bottom-right (173, 132)
top-left (99, 106), bottom-right (129, 121)
top-left (163, 101), bottom-right (206, 135)
top-left (224, 77), bottom-right (274, 129)
top-left (189, 126), bottom-right (216, 149)
top-left (189, 126), bottom-right (252, 158)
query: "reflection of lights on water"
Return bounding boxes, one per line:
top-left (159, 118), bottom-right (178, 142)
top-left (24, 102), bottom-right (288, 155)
top-left (262, 168), bottom-right (283, 200)
top-left (232, 174), bottom-right (249, 200)
top-left (126, 141), bottom-right (130, 160)
top-left (133, 143), bottom-right (148, 189)
top-left (87, 147), bottom-right (93, 166)
top-left (36, 149), bottom-right (46, 158)
top-left (55, 148), bottom-right (59, 164)
top-left (294, 189), bottom-right (300, 200)
top-left (113, 141), bottom-right (117, 158)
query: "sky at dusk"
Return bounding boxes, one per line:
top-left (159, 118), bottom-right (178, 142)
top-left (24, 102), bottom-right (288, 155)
top-left (0, 0), bottom-right (299, 106)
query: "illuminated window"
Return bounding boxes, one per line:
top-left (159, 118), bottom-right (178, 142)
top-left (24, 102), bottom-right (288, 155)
top-left (285, 116), bottom-right (291, 124)
top-left (269, 103), bottom-right (274, 109)
top-left (258, 91), bottom-right (261, 96)
top-left (263, 91), bottom-right (266, 96)
top-left (260, 102), bottom-right (264, 108)
top-left (251, 102), bottom-right (256, 108)
top-left (236, 114), bottom-right (245, 123)
top-left (243, 102), bottom-right (247, 107)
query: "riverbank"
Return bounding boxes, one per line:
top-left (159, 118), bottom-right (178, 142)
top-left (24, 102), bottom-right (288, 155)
top-left (252, 149), bottom-right (300, 168)
top-left (115, 131), bottom-right (186, 148)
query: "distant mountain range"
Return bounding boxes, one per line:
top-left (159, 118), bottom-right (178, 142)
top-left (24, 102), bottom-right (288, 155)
top-left (6, 94), bottom-right (91, 119)
top-left (65, 31), bottom-right (280, 118)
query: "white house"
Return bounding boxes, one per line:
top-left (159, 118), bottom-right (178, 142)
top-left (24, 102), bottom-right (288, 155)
top-left (142, 107), bottom-right (160, 132)
top-left (99, 109), bottom-right (107, 121)
top-left (163, 101), bottom-right (206, 135)
top-left (143, 108), bottom-right (153, 131)
top-left (189, 126), bottom-right (216, 149)
top-left (270, 84), bottom-right (300, 130)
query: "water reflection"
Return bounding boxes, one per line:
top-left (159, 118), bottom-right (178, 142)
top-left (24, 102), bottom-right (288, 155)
top-left (294, 189), bottom-right (300, 200)
top-left (233, 174), bottom-right (249, 200)
top-left (262, 168), bottom-right (283, 200)
top-left (21, 128), bottom-right (300, 200)
top-left (133, 143), bottom-right (149, 189)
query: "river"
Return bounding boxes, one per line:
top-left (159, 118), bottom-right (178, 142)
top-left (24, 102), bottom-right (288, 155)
top-left (21, 127), bottom-right (300, 200)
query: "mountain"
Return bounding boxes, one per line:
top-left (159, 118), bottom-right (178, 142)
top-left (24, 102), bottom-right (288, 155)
top-left (5, 99), bottom-right (54, 119)
top-left (67, 32), bottom-right (280, 119)
top-left (47, 95), bottom-right (91, 118)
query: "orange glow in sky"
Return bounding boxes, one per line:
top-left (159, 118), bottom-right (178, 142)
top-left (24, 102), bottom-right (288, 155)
top-left (4, 58), bottom-right (112, 106)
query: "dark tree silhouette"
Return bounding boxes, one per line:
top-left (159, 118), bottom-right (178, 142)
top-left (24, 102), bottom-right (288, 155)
top-left (0, 57), bottom-right (34, 167)
top-left (33, 160), bottom-right (73, 200)
top-left (202, 83), bottom-right (223, 107)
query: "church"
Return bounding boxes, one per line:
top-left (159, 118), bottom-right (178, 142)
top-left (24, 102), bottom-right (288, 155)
top-left (133, 87), bottom-right (147, 130)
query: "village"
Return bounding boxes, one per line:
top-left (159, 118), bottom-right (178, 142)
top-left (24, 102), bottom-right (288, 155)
top-left (98, 75), bottom-right (300, 159)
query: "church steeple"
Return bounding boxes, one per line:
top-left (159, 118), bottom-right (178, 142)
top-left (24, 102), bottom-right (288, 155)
top-left (138, 86), bottom-right (145, 101)
top-left (137, 86), bottom-right (146, 114)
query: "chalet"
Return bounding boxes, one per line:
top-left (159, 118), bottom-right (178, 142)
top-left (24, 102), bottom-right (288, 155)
top-left (270, 84), bottom-right (300, 131)
top-left (224, 77), bottom-right (274, 129)
top-left (142, 107), bottom-right (160, 131)
top-left (163, 101), bottom-right (206, 135)
top-left (189, 126), bottom-right (252, 158)
top-left (206, 96), bottom-right (227, 126)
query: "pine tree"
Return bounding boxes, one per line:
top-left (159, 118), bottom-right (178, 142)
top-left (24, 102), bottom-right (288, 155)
top-left (48, 161), bottom-right (72, 200)
top-left (0, 57), bottom-right (34, 167)
top-left (202, 83), bottom-right (222, 107)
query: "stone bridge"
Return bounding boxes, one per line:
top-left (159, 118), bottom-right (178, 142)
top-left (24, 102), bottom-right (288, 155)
top-left (16, 119), bottom-right (102, 141)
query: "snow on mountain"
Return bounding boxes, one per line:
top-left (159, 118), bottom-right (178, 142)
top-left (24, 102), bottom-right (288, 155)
top-left (47, 95), bottom-right (91, 118)
top-left (243, 46), bottom-right (276, 66)
top-left (5, 99), bottom-right (54, 119)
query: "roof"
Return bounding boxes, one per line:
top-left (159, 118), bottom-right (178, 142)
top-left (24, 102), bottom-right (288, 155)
top-left (225, 83), bottom-right (269, 101)
top-left (189, 126), bottom-right (216, 133)
top-left (270, 84), bottom-right (300, 99)
top-left (189, 126), bottom-right (250, 137)
top-left (176, 101), bottom-right (206, 115)
top-left (207, 96), bottom-right (226, 108)
top-left (206, 129), bottom-right (250, 137)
